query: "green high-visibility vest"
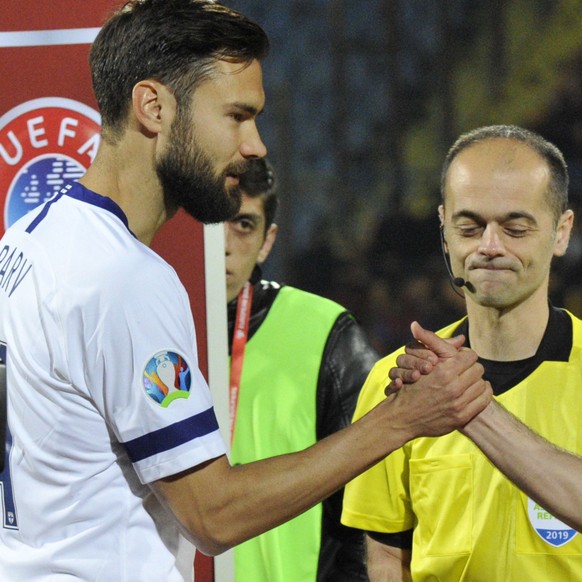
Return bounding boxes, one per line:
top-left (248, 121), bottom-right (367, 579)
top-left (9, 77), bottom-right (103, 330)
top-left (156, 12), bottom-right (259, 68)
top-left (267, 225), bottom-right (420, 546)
top-left (230, 286), bottom-right (345, 582)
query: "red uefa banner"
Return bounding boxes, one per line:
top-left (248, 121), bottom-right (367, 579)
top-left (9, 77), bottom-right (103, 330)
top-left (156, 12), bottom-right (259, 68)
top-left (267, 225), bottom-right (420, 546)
top-left (0, 3), bottom-right (229, 580)
top-left (0, 98), bottom-right (101, 230)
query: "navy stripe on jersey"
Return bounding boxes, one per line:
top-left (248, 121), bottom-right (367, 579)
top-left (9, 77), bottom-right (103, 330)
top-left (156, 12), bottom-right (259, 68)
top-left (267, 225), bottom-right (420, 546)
top-left (123, 407), bottom-right (220, 463)
top-left (25, 190), bottom-right (68, 233)
top-left (25, 181), bottom-right (134, 236)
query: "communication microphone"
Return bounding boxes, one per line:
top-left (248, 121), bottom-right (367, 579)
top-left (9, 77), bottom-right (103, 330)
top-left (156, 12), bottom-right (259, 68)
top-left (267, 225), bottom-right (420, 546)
top-left (444, 255), bottom-right (466, 287)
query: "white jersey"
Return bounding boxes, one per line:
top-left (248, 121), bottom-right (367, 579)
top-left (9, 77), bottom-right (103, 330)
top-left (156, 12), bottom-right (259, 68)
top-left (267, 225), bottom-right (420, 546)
top-left (0, 182), bottom-right (226, 581)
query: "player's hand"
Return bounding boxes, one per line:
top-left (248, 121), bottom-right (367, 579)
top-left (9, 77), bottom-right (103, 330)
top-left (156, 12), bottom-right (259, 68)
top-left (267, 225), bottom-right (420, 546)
top-left (390, 342), bottom-right (492, 438)
top-left (385, 322), bottom-right (465, 394)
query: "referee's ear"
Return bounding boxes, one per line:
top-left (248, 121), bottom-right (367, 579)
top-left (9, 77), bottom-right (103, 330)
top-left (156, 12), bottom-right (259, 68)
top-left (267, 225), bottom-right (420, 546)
top-left (438, 205), bottom-right (448, 253)
top-left (438, 204), bottom-right (445, 228)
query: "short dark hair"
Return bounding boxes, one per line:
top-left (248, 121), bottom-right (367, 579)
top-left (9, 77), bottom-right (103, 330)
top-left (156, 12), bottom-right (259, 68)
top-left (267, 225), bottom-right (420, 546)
top-left (90, 0), bottom-right (269, 142)
top-left (441, 125), bottom-right (569, 223)
top-left (239, 158), bottom-right (278, 232)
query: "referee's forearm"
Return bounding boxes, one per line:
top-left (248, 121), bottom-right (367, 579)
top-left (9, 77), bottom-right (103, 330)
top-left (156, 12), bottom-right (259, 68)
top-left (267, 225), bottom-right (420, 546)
top-left (463, 401), bottom-right (582, 532)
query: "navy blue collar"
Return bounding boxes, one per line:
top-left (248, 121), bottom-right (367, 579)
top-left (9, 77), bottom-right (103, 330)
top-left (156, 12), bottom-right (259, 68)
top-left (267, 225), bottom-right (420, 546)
top-left (25, 180), bottom-right (136, 238)
top-left (65, 181), bottom-right (134, 236)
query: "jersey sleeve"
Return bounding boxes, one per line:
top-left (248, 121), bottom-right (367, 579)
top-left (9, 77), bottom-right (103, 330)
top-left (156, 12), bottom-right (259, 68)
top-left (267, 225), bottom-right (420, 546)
top-left (77, 252), bottom-right (226, 484)
top-left (341, 353), bottom-right (415, 535)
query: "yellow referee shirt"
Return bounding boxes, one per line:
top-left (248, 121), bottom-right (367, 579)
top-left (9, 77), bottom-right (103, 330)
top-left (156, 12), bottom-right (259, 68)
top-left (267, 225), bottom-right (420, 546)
top-left (342, 309), bottom-right (582, 581)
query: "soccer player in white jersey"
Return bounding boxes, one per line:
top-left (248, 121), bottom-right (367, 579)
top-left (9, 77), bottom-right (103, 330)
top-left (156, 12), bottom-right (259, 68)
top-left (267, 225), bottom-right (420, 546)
top-left (0, 1), bottom-right (492, 580)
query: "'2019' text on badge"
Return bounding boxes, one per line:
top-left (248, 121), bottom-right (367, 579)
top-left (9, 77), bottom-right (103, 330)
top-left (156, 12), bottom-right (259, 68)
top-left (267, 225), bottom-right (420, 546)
top-left (528, 497), bottom-right (577, 547)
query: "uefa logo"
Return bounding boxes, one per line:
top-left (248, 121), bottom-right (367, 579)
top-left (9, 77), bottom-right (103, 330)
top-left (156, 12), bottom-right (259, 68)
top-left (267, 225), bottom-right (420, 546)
top-left (0, 97), bottom-right (101, 233)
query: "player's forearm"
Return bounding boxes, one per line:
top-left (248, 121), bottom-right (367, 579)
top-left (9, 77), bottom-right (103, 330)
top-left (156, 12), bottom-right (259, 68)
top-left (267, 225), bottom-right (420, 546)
top-left (462, 401), bottom-right (582, 531)
top-left (153, 397), bottom-right (414, 556)
top-left (210, 398), bottom-right (421, 552)
top-left (219, 352), bottom-right (491, 551)
top-left (155, 348), bottom-right (490, 555)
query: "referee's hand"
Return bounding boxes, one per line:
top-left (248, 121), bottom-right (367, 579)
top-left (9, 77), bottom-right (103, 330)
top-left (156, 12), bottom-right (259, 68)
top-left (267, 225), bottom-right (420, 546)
top-left (385, 321), bottom-right (466, 395)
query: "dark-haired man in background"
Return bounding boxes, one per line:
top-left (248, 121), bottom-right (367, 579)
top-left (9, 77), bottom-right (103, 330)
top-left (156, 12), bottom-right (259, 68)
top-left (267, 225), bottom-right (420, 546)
top-left (225, 158), bottom-right (376, 581)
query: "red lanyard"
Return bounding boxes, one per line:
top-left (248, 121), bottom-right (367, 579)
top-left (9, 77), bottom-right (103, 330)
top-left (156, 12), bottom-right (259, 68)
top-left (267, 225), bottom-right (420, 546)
top-left (229, 281), bottom-right (253, 447)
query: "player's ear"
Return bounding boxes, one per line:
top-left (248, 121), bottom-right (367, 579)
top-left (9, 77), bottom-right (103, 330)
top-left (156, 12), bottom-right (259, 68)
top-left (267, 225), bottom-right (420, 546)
top-left (257, 224), bottom-right (278, 264)
top-left (131, 80), bottom-right (175, 136)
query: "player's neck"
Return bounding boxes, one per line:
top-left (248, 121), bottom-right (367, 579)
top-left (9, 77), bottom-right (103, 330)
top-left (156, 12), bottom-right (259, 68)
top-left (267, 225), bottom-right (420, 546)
top-left (465, 292), bottom-right (550, 362)
top-left (79, 138), bottom-right (168, 246)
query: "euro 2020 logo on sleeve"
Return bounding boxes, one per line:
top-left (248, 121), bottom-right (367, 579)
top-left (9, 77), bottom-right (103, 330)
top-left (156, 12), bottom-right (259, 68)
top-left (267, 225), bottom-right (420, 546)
top-left (0, 97), bottom-right (101, 232)
top-left (143, 350), bottom-right (193, 408)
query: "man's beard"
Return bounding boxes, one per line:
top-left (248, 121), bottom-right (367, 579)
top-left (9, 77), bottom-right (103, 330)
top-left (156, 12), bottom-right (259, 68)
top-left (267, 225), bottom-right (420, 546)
top-left (157, 112), bottom-right (247, 224)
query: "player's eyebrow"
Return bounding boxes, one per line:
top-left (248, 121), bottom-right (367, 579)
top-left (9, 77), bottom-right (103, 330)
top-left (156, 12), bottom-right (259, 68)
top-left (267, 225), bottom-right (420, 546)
top-left (229, 102), bottom-right (265, 117)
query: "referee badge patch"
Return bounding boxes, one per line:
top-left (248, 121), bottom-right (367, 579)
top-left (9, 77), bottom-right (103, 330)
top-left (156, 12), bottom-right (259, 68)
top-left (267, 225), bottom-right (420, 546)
top-left (527, 497), bottom-right (577, 547)
top-left (143, 350), bottom-right (192, 408)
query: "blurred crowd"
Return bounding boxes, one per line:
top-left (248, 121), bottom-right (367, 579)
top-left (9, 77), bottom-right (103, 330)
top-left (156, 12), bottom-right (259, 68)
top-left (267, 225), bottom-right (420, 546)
top-left (290, 198), bottom-right (582, 356)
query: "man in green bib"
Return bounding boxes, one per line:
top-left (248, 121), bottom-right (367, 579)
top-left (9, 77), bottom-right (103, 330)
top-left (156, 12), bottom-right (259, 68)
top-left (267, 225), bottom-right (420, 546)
top-left (225, 158), bottom-right (377, 581)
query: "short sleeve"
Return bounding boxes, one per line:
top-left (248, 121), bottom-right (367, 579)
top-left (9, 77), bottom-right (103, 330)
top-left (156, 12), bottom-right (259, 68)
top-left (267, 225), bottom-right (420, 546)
top-left (79, 252), bottom-right (226, 483)
top-left (341, 355), bottom-right (415, 534)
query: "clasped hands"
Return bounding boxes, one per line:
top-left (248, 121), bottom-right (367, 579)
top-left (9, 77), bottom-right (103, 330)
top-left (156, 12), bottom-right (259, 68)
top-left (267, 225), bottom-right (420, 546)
top-left (385, 321), bottom-right (493, 437)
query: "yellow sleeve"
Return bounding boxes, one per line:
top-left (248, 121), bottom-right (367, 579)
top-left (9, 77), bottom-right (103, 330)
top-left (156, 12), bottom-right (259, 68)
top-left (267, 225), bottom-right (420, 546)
top-left (341, 319), bottom-right (463, 533)
top-left (341, 351), bottom-right (415, 533)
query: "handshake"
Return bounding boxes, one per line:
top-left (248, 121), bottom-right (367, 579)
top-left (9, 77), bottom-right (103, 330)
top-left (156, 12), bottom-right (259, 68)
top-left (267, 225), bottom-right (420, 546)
top-left (347, 320), bottom-right (582, 536)
top-left (380, 321), bottom-right (492, 439)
